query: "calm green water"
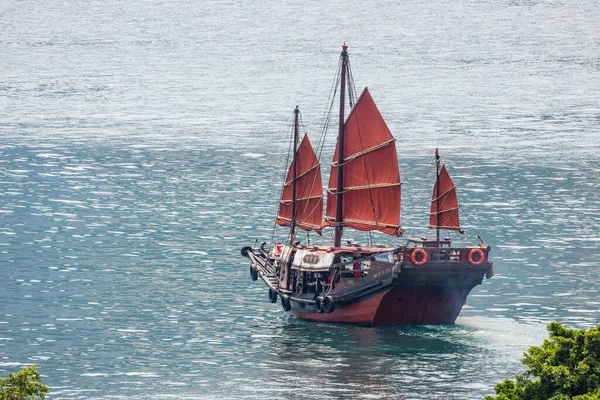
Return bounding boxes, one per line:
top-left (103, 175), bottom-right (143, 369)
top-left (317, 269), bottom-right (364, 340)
top-left (1, 0), bottom-right (599, 399)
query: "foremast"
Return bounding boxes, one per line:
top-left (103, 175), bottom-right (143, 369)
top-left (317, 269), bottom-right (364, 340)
top-left (275, 112), bottom-right (323, 235)
top-left (291, 106), bottom-right (299, 243)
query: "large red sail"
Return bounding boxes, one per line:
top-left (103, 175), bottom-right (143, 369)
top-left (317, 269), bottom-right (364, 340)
top-left (276, 134), bottom-right (323, 234)
top-left (429, 165), bottom-right (462, 232)
top-left (323, 88), bottom-right (402, 236)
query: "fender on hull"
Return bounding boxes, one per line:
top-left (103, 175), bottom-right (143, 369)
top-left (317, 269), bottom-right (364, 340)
top-left (291, 290), bottom-right (390, 324)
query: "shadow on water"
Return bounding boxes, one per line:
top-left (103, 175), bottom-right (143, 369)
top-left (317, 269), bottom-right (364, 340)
top-left (270, 320), bottom-right (474, 357)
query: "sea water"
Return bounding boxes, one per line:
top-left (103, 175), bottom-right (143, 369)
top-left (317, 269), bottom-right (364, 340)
top-left (1, 0), bottom-right (599, 398)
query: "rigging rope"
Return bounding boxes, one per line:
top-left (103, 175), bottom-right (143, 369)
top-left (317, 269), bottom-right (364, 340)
top-left (268, 52), bottom-right (398, 248)
top-left (295, 57), bottom-right (343, 244)
top-left (268, 57), bottom-right (343, 248)
top-left (459, 204), bottom-right (486, 245)
top-left (270, 112), bottom-right (297, 247)
top-left (293, 110), bottom-right (324, 235)
top-left (347, 62), bottom-right (358, 108)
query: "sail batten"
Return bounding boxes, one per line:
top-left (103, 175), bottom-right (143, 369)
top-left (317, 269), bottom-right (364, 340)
top-left (332, 138), bottom-right (396, 166)
top-left (429, 164), bottom-right (462, 232)
top-left (327, 182), bottom-right (401, 192)
top-left (275, 216), bottom-right (323, 230)
top-left (283, 164), bottom-right (320, 185)
top-left (280, 194), bottom-right (323, 204)
top-left (276, 134), bottom-right (323, 234)
top-left (323, 216), bottom-right (401, 228)
top-left (323, 88), bottom-right (402, 236)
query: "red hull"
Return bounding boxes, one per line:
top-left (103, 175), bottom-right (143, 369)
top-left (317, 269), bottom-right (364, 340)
top-left (291, 290), bottom-right (389, 324)
top-left (291, 285), bottom-right (473, 326)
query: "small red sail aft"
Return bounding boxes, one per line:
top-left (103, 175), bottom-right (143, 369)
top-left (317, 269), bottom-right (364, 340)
top-left (323, 88), bottom-right (402, 236)
top-left (276, 134), bottom-right (323, 234)
top-left (429, 164), bottom-right (463, 232)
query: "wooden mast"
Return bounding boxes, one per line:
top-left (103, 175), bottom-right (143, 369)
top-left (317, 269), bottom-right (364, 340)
top-left (290, 106), bottom-right (299, 243)
top-left (280, 107), bottom-right (300, 292)
top-left (435, 148), bottom-right (440, 245)
top-left (335, 44), bottom-right (348, 248)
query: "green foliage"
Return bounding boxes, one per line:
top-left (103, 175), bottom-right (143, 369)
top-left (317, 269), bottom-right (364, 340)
top-left (0, 365), bottom-right (49, 400)
top-left (485, 322), bottom-right (600, 400)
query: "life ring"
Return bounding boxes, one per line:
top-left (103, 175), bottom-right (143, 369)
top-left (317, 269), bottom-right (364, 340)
top-left (411, 248), bottom-right (428, 266)
top-left (272, 241), bottom-right (285, 257)
top-left (468, 248), bottom-right (485, 266)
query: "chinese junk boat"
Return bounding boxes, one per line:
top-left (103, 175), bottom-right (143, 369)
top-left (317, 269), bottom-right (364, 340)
top-left (241, 45), bottom-right (494, 326)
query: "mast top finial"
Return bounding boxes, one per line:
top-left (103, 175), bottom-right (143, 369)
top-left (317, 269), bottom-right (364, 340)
top-left (342, 42), bottom-right (348, 51)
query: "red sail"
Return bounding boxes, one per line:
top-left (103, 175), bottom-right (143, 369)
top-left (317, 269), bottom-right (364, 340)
top-left (276, 134), bottom-right (323, 234)
top-left (323, 88), bottom-right (402, 236)
top-left (429, 165), bottom-right (462, 232)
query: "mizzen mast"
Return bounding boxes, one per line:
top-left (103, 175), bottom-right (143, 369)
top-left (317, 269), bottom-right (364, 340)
top-left (429, 149), bottom-right (463, 236)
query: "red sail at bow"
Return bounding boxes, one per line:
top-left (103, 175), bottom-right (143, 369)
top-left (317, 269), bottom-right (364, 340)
top-left (323, 88), bottom-right (402, 236)
top-left (276, 134), bottom-right (323, 234)
top-left (429, 165), bottom-right (462, 232)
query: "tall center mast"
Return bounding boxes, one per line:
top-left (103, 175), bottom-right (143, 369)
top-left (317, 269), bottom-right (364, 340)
top-left (334, 44), bottom-right (349, 247)
top-left (435, 148), bottom-right (440, 245)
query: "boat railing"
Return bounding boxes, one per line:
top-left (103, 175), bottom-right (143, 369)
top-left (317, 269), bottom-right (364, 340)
top-left (404, 246), bottom-right (488, 264)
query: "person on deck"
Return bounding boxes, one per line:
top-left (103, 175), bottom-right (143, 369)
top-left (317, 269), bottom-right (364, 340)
top-left (353, 261), bottom-right (361, 278)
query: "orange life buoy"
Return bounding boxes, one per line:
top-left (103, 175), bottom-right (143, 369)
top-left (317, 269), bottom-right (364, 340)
top-left (468, 248), bottom-right (485, 266)
top-left (411, 248), bottom-right (428, 266)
